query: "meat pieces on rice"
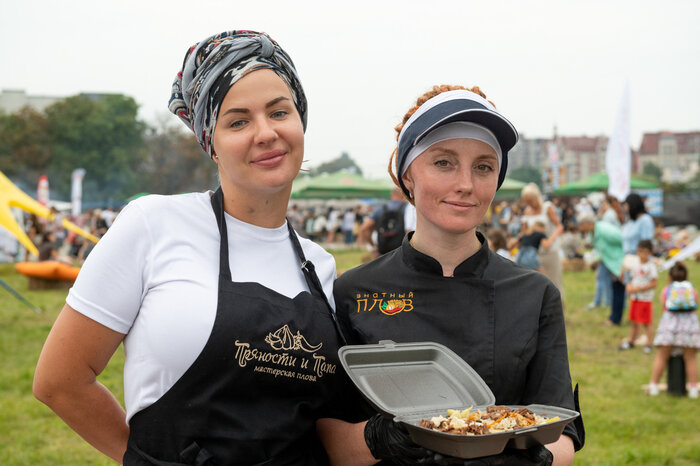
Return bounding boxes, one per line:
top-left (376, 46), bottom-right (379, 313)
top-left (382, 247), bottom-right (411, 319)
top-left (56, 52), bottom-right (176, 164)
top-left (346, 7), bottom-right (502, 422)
top-left (419, 406), bottom-right (554, 436)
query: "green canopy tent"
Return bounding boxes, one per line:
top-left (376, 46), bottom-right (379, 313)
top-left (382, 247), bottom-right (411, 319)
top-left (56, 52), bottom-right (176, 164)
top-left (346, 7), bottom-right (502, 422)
top-left (553, 172), bottom-right (658, 196)
top-left (291, 172), bottom-right (395, 199)
top-left (493, 177), bottom-right (527, 199)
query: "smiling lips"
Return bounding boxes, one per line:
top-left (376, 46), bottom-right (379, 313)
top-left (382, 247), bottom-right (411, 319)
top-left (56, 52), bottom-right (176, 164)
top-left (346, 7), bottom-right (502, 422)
top-left (252, 149), bottom-right (287, 167)
top-left (444, 200), bottom-right (479, 211)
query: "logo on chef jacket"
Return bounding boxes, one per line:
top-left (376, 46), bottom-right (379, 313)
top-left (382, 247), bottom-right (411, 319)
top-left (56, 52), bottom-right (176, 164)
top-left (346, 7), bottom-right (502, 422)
top-left (233, 325), bottom-right (336, 383)
top-left (354, 292), bottom-right (414, 316)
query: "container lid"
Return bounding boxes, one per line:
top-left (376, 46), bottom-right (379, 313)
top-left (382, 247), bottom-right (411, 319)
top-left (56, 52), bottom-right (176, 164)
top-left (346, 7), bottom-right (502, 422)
top-left (338, 340), bottom-right (495, 417)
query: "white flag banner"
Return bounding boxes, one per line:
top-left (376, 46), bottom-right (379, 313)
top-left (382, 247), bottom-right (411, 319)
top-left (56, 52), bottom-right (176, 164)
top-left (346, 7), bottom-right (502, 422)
top-left (662, 236), bottom-right (700, 270)
top-left (605, 83), bottom-right (631, 201)
top-left (71, 169), bottom-right (86, 217)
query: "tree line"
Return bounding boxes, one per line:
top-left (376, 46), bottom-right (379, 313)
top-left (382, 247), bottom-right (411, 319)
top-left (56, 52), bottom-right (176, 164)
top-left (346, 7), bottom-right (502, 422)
top-left (0, 94), bottom-right (218, 204)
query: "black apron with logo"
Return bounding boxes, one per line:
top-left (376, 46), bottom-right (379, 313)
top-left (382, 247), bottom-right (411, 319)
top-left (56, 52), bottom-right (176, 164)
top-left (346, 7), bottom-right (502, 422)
top-left (124, 188), bottom-right (346, 465)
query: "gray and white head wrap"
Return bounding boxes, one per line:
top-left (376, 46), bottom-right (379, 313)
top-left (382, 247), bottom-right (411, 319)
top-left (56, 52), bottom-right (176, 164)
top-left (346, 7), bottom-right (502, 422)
top-left (168, 30), bottom-right (307, 157)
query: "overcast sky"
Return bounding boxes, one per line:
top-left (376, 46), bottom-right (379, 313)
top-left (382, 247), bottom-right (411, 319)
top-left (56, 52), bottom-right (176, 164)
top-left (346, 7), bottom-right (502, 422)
top-left (2, 0), bottom-right (698, 178)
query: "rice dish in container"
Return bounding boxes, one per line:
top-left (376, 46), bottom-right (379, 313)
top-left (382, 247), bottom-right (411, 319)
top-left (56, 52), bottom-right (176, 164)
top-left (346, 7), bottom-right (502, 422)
top-left (338, 340), bottom-right (579, 459)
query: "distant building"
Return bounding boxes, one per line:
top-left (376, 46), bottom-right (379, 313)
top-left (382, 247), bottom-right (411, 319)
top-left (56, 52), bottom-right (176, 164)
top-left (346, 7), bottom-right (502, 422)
top-left (0, 89), bottom-right (61, 114)
top-left (509, 135), bottom-right (549, 171)
top-left (555, 136), bottom-right (609, 184)
top-left (507, 130), bottom-right (699, 187)
top-left (510, 134), bottom-right (610, 187)
top-left (637, 131), bottom-right (700, 183)
top-left (0, 89), bottom-right (120, 115)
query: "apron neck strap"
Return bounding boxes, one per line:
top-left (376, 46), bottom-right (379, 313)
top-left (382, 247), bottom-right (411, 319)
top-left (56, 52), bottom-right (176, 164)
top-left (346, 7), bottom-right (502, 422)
top-left (284, 220), bottom-right (322, 298)
top-left (209, 187), bottom-right (346, 345)
top-left (211, 187), bottom-right (232, 281)
top-left (286, 221), bottom-right (347, 345)
top-left (209, 187), bottom-right (321, 297)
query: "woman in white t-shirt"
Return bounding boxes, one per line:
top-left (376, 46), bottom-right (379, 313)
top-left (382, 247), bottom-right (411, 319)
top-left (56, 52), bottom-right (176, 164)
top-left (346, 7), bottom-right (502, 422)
top-left (33, 30), bottom-right (349, 465)
top-left (520, 183), bottom-right (565, 297)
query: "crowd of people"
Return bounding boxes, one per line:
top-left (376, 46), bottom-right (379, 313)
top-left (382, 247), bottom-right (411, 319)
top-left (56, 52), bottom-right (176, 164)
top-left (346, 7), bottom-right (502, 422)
top-left (7, 207), bottom-right (118, 264)
top-left (9, 190), bottom-right (693, 270)
top-left (287, 186), bottom-right (693, 270)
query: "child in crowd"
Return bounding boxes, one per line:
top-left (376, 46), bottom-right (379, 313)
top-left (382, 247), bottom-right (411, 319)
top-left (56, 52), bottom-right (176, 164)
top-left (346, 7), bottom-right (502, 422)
top-left (647, 262), bottom-right (699, 398)
top-left (487, 227), bottom-right (511, 260)
top-left (619, 240), bottom-right (657, 353)
top-left (560, 223), bottom-right (584, 259)
top-left (515, 220), bottom-right (562, 271)
top-left (652, 218), bottom-right (672, 257)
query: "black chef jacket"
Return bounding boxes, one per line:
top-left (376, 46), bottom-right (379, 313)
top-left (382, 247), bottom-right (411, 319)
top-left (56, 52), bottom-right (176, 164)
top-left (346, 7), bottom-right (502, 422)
top-left (334, 232), bottom-right (583, 450)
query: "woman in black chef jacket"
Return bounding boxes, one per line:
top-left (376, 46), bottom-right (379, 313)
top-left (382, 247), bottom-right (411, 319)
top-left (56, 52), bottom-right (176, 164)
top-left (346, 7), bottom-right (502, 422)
top-left (321, 85), bottom-right (584, 465)
top-left (33, 30), bottom-right (348, 465)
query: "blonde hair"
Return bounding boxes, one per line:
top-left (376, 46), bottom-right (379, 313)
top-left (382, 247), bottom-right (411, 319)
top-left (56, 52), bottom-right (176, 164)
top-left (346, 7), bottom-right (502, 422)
top-left (387, 85), bottom-right (496, 202)
top-left (521, 182), bottom-right (543, 207)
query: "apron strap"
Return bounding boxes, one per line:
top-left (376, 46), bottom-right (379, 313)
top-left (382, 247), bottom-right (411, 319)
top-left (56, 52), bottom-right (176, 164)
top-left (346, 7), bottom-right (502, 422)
top-left (210, 187), bottom-right (346, 345)
top-left (286, 221), bottom-right (347, 346)
top-left (285, 221), bottom-right (323, 298)
top-left (210, 187), bottom-right (232, 281)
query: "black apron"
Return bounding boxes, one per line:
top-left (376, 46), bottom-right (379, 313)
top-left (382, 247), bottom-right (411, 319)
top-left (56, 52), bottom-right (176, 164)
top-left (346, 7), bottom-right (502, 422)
top-left (124, 188), bottom-right (346, 465)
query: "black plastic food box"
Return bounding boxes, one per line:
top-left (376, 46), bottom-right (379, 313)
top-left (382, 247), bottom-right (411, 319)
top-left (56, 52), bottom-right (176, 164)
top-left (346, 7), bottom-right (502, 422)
top-left (338, 340), bottom-right (579, 459)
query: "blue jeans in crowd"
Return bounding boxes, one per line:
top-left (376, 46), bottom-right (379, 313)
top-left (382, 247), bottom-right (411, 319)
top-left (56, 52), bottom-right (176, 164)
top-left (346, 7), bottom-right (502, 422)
top-left (609, 280), bottom-right (626, 325)
top-left (594, 263), bottom-right (613, 307)
top-left (343, 229), bottom-right (354, 244)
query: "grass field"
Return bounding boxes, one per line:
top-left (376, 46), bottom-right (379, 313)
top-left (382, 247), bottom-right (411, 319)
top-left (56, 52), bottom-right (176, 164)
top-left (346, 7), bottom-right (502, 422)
top-left (1, 257), bottom-right (699, 465)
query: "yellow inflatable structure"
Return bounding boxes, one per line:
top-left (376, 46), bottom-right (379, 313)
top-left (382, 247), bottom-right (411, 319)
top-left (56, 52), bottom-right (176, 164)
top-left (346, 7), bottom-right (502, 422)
top-left (0, 170), bottom-right (98, 257)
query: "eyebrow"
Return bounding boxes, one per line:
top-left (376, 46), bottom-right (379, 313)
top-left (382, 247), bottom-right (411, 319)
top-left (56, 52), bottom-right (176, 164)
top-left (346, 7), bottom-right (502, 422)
top-left (265, 96), bottom-right (290, 108)
top-left (221, 96), bottom-right (291, 116)
top-left (427, 146), bottom-right (498, 159)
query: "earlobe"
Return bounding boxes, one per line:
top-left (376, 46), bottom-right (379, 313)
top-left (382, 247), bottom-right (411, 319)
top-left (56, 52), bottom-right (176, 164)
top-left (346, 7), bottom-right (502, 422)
top-left (401, 172), bottom-right (413, 192)
top-left (402, 173), bottom-right (414, 198)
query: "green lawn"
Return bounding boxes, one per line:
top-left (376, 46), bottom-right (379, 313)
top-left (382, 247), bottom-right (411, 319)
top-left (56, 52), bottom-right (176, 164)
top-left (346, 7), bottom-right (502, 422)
top-left (1, 257), bottom-right (699, 465)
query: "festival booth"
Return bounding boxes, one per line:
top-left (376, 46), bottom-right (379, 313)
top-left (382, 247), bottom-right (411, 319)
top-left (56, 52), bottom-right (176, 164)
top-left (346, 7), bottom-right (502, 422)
top-left (552, 172), bottom-right (658, 195)
top-left (553, 172), bottom-right (662, 217)
top-left (291, 172), bottom-right (395, 200)
top-left (0, 171), bottom-right (97, 291)
top-left (492, 178), bottom-right (527, 199)
top-left (292, 172), bottom-right (528, 201)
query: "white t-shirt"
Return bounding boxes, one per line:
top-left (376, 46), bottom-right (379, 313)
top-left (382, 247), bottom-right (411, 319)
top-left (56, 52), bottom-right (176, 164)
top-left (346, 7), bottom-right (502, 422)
top-left (66, 192), bottom-right (337, 422)
top-left (341, 211), bottom-right (356, 232)
top-left (629, 260), bottom-right (658, 302)
top-left (521, 201), bottom-right (560, 252)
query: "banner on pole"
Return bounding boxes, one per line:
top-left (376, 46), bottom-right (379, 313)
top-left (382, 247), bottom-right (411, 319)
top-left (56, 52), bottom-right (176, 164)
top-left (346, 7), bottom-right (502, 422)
top-left (548, 143), bottom-right (560, 189)
top-left (37, 175), bottom-right (49, 206)
top-left (605, 82), bottom-right (631, 201)
top-left (71, 169), bottom-right (86, 217)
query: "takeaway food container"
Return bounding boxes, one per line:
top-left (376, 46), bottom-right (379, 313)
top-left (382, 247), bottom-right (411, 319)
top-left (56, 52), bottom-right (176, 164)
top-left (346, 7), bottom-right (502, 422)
top-left (338, 340), bottom-right (579, 459)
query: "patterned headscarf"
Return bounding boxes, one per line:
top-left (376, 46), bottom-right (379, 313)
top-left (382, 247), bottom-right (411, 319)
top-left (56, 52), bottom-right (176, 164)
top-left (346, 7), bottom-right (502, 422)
top-left (168, 30), bottom-right (307, 157)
